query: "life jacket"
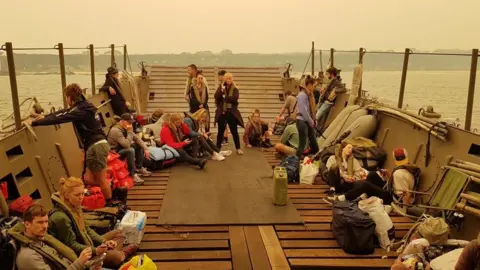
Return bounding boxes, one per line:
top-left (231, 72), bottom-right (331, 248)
top-left (8, 223), bottom-right (77, 270)
top-left (386, 164), bottom-right (421, 196)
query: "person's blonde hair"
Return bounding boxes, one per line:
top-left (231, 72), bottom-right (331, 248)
top-left (251, 109), bottom-right (260, 117)
top-left (224, 72), bottom-right (233, 80)
top-left (192, 108), bottom-right (207, 121)
top-left (168, 113), bottom-right (182, 129)
top-left (59, 177), bottom-right (84, 199)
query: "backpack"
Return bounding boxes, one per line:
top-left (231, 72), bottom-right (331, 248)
top-left (0, 216), bottom-right (21, 270)
top-left (352, 146), bottom-right (387, 171)
top-left (331, 201), bottom-right (376, 254)
top-left (387, 164), bottom-right (421, 198)
top-left (82, 187), bottom-right (106, 210)
top-left (9, 195), bottom-right (34, 217)
top-left (83, 206), bottom-right (127, 235)
top-left (402, 216), bottom-right (450, 247)
top-left (277, 155), bottom-right (299, 183)
top-left (143, 146), bottom-right (178, 171)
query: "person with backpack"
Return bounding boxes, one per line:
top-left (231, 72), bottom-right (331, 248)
top-left (107, 113), bottom-right (151, 185)
top-left (275, 90), bottom-right (297, 123)
top-left (48, 177), bottom-right (138, 269)
top-left (183, 109), bottom-right (232, 161)
top-left (243, 109), bottom-right (273, 148)
top-left (31, 83), bottom-right (114, 206)
top-left (10, 204), bottom-right (98, 270)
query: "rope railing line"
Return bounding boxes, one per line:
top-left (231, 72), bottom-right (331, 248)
top-left (313, 48), bottom-right (478, 57)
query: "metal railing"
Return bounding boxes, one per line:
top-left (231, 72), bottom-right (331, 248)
top-left (0, 42), bottom-right (131, 131)
top-left (306, 42), bottom-right (479, 132)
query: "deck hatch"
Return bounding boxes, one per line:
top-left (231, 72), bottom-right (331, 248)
top-left (6, 145), bottom-right (23, 161)
top-left (15, 167), bottom-right (33, 187)
top-left (468, 143), bottom-right (480, 158)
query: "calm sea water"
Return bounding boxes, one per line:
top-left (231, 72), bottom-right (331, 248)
top-left (0, 71), bottom-right (479, 130)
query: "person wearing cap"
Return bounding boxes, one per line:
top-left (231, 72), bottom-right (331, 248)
top-left (391, 147), bottom-right (417, 205)
top-left (100, 67), bottom-right (130, 117)
top-left (107, 113), bottom-right (152, 185)
top-left (31, 83), bottom-right (114, 204)
top-left (184, 64), bottom-right (209, 104)
top-left (295, 75), bottom-right (319, 157)
top-left (315, 67), bottom-right (343, 132)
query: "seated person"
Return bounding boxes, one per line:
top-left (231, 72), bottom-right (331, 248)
top-left (107, 113), bottom-right (152, 185)
top-left (136, 109), bottom-right (164, 127)
top-left (275, 91), bottom-right (297, 123)
top-left (244, 109), bottom-right (272, 148)
top-left (455, 233), bottom-right (480, 270)
top-left (184, 108), bottom-right (232, 161)
top-left (48, 177), bottom-right (138, 269)
top-left (160, 113), bottom-right (208, 168)
top-left (324, 142), bottom-right (367, 203)
top-left (274, 121), bottom-right (308, 157)
top-left (10, 204), bottom-right (98, 270)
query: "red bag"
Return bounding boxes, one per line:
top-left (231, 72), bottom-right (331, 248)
top-left (9, 195), bottom-right (33, 216)
top-left (107, 152), bottom-right (120, 163)
top-left (114, 176), bottom-right (134, 190)
top-left (82, 187), bottom-right (106, 210)
top-left (1, 182), bottom-right (8, 199)
top-left (108, 159), bottom-right (127, 171)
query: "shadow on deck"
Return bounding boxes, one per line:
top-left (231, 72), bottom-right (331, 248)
top-left (127, 138), bottom-right (411, 270)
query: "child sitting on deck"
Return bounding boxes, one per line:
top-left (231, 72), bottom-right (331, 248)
top-left (243, 109), bottom-right (273, 148)
top-left (183, 108), bottom-right (232, 161)
top-left (160, 113), bottom-right (208, 169)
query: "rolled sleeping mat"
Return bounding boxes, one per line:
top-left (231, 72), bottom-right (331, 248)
top-left (322, 115), bottom-right (377, 148)
top-left (317, 105), bottom-right (361, 147)
top-left (318, 108), bottom-right (368, 148)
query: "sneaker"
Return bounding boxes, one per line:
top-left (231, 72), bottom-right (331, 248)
top-left (133, 174), bottom-right (145, 185)
top-left (219, 150), bottom-right (232, 157)
top-left (212, 152), bottom-right (226, 161)
top-left (323, 195), bottom-right (338, 205)
top-left (122, 244), bottom-right (139, 258)
top-left (112, 187), bottom-right (128, 204)
top-left (222, 137), bottom-right (229, 146)
top-left (236, 149), bottom-right (244, 155)
top-left (198, 158), bottom-right (208, 169)
top-left (136, 167), bottom-right (151, 176)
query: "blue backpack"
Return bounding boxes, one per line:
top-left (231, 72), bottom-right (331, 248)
top-left (277, 155), bottom-right (299, 183)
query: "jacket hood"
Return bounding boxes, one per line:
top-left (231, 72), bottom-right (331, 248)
top-left (73, 100), bottom-right (97, 114)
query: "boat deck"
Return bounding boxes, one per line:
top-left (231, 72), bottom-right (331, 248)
top-left (127, 138), bottom-right (412, 270)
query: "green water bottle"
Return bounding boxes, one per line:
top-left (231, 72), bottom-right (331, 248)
top-left (273, 167), bottom-right (288, 206)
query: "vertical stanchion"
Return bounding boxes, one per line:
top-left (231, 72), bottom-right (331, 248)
top-left (110, 44), bottom-right (115, 67)
top-left (330, 48), bottom-right (335, 68)
top-left (5, 42), bottom-right (22, 130)
top-left (398, 48), bottom-right (410, 109)
top-left (124, 45), bottom-right (127, 71)
top-left (57, 43), bottom-right (67, 108)
top-left (358, 47), bottom-right (365, 96)
top-left (465, 48), bottom-right (478, 131)
top-left (89, 44), bottom-right (96, 95)
top-left (311, 42), bottom-right (315, 76)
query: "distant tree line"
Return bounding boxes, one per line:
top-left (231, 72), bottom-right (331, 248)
top-left (0, 49), bottom-right (475, 73)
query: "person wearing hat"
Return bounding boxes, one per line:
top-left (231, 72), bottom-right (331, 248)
top-left (100, 67), bottom-right (130, 117)
top-left (31, 83), bottom-right (114, 204)
top-left (295, 75), bottom-right (319, 157)
top-left (315, 67), bottom-right (344, 133)
top-left (391, 147), bottom-right (417, 205)
top-left (107, 113), bottom-right (152, 185)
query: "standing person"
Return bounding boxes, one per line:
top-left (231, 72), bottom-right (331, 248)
top-left (188, 71), bottom-right (210, 132)
top-left (31, 83), bottom-right (113, 205)
top-left (217, 70), bottom-right (230, 145)
top-left (315, 67), bottom-right (343, 131)
top-left (275, 90), bottom-right (297, 123)
top-left (100, 67), bottom-right (130, 117)
top-left (214, 72), bottom-right (244, 154)
top-left (184, 64), bottom-right (209, 104)
top-left (295, 76), bottom-right (319, 157)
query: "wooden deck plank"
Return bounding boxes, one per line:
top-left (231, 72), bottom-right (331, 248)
top-left (143, 232), bottom-right (230, 241)
top-left (147, 250), bottom-right (231, 261)
top-left (289, 258), bottom-right (395, 268)
top-left (155, 261), bottom-right (233, 270)
top-left (244, 226), bottom-right (272, 270)
top-left (229, 226), bottom-right (253, 270)
top-left (284, 248), bottom-right (397, 258)
top-left (146, 225), bottom-right (229, 233)
top-left (140, 240), bottom-right (229, 250)
top-left (259, 226), bottom-right (290, 270)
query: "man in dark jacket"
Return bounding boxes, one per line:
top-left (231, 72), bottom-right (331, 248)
top-left (31, 83), bottom-right (113, 204)
top-left (100, 67), bottom-right (130, 117)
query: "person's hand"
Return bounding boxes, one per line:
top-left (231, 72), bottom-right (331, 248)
top-left (184, 94), bottom-right (189, 101)
top-left (199, 104), bottom-right (204, 109)
top-left (104, 240), bottom-right (117, 249)
top-left (125, 101), bottom-right (131, 108)
top-left (275, 115), bottom-right (281, 122)
top-left (309, 122), bottom-right (315, 128)
top-left (126, 124), bottom-right (133, 132)
top-left (344, 176), bottom-right (355, 183)
top-left (184, 139), bottom-right (192, 144)
top-left (35, 114), bottom-right (45, 120)
top-left (91, 264), bottom-right (102, 270)
top-left (203, 133), bottom-right (209, 139)
top-left (109, 87), bottom-right (116, 95)
top-left (78, 247), bottom-right (92, 264)
top-left (144, 149), bottom-right (151, 160)
top-left (95, 244), bottom-right (108, 256)
top-left (247, 144), bottom-right (252, 148)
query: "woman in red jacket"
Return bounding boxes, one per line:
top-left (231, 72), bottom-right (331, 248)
top-left (160, 113), bottom-right (207, 169)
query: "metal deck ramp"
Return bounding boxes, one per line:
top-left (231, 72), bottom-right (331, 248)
top-left (146, 66), bottom-right (285, 133)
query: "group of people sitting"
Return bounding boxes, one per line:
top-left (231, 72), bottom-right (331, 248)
top-left (10, 177), bottom-right (137, 269)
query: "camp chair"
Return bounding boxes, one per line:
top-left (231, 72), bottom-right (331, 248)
top-left (390, 167), bottom-right (471, 220)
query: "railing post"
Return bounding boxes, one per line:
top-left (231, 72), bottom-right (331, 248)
top-left (123, 45), bottom-right (127, 71)
top-left (330, 48), bottom-right (335, 68)
top-left (89, 44), bottom-right (96, 95)
top-left (358, 47), bottom-right (365, 96)
top-left (110, 44), bottom-right (116, 67)
top-left (311, 41), bottom-right (315, 76)
top-left (465, 48), bottom-right (478, 131)
top-left (398, 48), bottom-right (411, 109)
top-left (57, 43), bottom-right (67, 108)
top-left (5, 42), bottom-right (22, 131)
